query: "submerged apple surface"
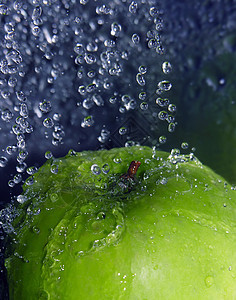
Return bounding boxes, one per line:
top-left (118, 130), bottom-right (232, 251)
top-left (4, 146), bottom-right (236, 299)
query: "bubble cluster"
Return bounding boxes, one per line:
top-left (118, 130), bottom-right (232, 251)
top-left (0, 0), bottom-right (175, 198)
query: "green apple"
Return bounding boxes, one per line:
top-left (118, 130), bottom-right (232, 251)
top-left (4, 146), bottom-right (236, 299)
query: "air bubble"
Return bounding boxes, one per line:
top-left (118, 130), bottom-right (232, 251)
top-left (86, 42), bottom-right (98, 52)
top-left (32, 6), bottom-right (42, 20)
top-left (74, 43), bottom-right (85, 55)
top-left (158, 111), bottom-right (168, 121)
top-left (171, 148), bottom-right (180, 156)
top-left (132, 33), bottom-right (140, 44)
top-left (168, 123), bottom-right (176, 132)
top-left (8, 76), bottom-right (17, 87)
top-left (1, 108), bottom-right (14, 122)
top-left (148, 39), bottom-right (158, 49)
top-left (81, 115), bottom-right (94, 128)
top-left (97, 212), bottom-right (106, 219)
top-left (6, 145), bottom-right (17, 155)
top-left (43, 117), bottom-right (54, 128)
top-left (159, 136), bottom-right (167, 144)
top-left (109, 96), bottom-right (117, 104)
top-left (158, 80), bottom-right (172, 92)
top-left (16, 91), bottom-right (27, 102)
top-left (119, 127), bottom-right (127, 135)
top-left (111, 22), bottom-right (122, 37)
top-left (20, 103), bottom-right (29, 118)
top-left (125, 140), bottom-right (138, 147)
top-left (91, 164), bottom-right (101, 175)
top-left (84, 53), bottom-right (96, 64)
top-left (168, 104), bottom-right (176, 113)
top-left (136, 73), bottom-right (145, 86)
top-left (8, 180), bottom-right (15, 188)
top-left (13, 173), bottom-right (22, 184)
top-left (162, 61), bottom-right (172, 74)
top-left (80, 0), bottom-right (89, 5)
top-left (138, 65), bottom-right (147, 74)
top-left (156, 98), bottom-right (169, 107)
top-left (102, 163), bottom-right (110, 174)
top-left (129, 1), bottom-right (138, 14)
top-left (50, 164), bottom-right (58, 174)
top-left (45, 151), bottom-right (52, 159)
top-left (0, 156), bottom-right (8, 167)
top-left (39, 100), bottom-right (52, 113)
top-left (181, 142), bottom-right (189, 149)
top-left (149, 7), bottom-right (159, 17)
top-left (140, 102), bottom-right (148, 110)
top-left (92, 94), bottom-right (104, 106)
top-left (26, 166), bottom-right (38, 175)
top-left (16, 195), bottom-right (27, 204)
top-left (25, 177), bottom-right (34, 186)
top-left (16, 162), bottom-right (27, 173)
top-left (139, 92), bottom-right (146, 100)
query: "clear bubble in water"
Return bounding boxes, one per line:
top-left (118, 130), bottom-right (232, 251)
top-left (132, 33), bottom-right (140, 44)
top-left (1, 108), bottom-right (14, 122)
top-left (171, 148), bottom-right (180, 156)
top-left (109, 96), bottom-right (117, 104)
top-left (156, 98), bottom-right (169, 107)
top-left (39, 100), bottom-right (52, 113)
top-left (74, 43), bottom-right (85, 55)
top-left (16, 162), bottom-right (27, 173)
top-left (8, 76), bottom-right (17, 87)
top-left (43, 117), bottom-right (54, 128)
top-left (158, 111), bottom-right (168, 121)
top-left (140, 102), bottom-right (148, 110)
top-left (13, 173), bottom-right (22, 184)
top-left (125, 140), bottom-right (138, 147)
top-left (148, 39), bottom-right (158, 49)
top-left (20, 103), bottom-right (29, 118)
top-left (139, 92), bottom-right (146, 100)
top-left (168, 104), bottom-right (176, 113)
top-left (111, 22), bottom-right (122, 37)
top-left (138, 65), bottom-right (147, 74)
top-left (162, 61), bottom-right (172, 74)
top-left (82, 98), bottom-right (94, 109)
top-left (50, 164), bottom-right (58, 174)
top-left (26, 166), bottom-right (38, 175)
top-left (102, 163), bottom-right (110, 174)
top-left (8, 180), bottom-right (15, 188)
top-left (16, 195), bottom-right (27, 204)
top-left (91, 164), bottom-right (101, 175)
top-left (129, 1), bottom-right (138, 14)
top-left (86, 42), bottom-right (98, 52)
top-left (84, 53), bottom-right (96, 64)
top-left (25, 177), bottom-right (34, 186)
top-left (92, 94), bottom-right (104, 106)
top-left (136, 73), bottom-right (146, 86)
top-left (45, 151), bottom-right (53, 159)
top-left (80, 0), bottom-right (89, 5)
top-left (0, 156), bottom-right (8, 167)
top-left (181, 142), bottom-right (189, 149)
top-left (81, 115), bottom-right (94, 128)
top-left (149, 7), bottom-right (159, 17)
top-left (6, 145), bottom-right (17, 155)
top-left (53, 113), bottom-right (61, 121)
top-left (159, 136), bottom-right (167, 144)
top-left (168, 123), bottom-right (176, 132)
top-left (119, 127), bottom-right (127, 135)
top-left (158, 80), bottom-right (172, 92)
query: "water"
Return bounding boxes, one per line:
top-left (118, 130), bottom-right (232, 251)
top-left (0, 0), bottom-right (235, 298)
top-left (0, 0), bottom-right (175, 206)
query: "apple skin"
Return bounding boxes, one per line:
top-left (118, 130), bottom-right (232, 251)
top-left (4, 146), bottom-right (236, 299)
